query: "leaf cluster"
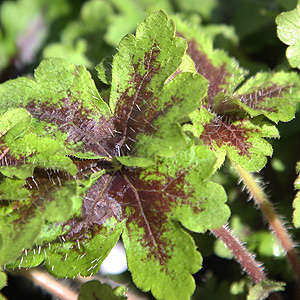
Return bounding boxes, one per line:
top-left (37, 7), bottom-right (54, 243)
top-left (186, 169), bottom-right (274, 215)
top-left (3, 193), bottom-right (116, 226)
top-left (0, 1), bottom-right (300, 300)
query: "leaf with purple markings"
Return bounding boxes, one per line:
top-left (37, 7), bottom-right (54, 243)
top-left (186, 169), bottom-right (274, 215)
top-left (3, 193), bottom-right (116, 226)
top-left (1, 10), bottom-right (229, 300)
top-left (121, 145), bottom-right (229, 300)
top-left (174, 16), bottom-right (300, 171)
top-left (185, 108), bottom-right (279, 171)
top-left (105, 10), bottom-right (208, 166)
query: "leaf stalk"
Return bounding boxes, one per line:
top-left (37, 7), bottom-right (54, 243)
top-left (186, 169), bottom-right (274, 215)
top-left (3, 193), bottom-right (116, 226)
top-left (211, 225), bottom-right (266, 283)
top-left (233, 163), bottom-right (300, 284)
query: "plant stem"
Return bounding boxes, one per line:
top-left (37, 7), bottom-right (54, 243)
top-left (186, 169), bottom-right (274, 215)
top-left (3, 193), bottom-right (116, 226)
top-left (211, 225), bottom-right (266, 283)
top-left (233, 163), bottom-right (300, 283)
top-left (18, 268), bottom-right (78, 300)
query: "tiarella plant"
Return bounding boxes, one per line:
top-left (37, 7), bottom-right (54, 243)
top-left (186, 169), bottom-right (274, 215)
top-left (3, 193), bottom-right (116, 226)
top-left (0, 5), bottom-right (300, 300)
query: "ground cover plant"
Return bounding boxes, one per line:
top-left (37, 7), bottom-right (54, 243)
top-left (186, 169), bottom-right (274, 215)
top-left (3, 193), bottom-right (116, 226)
top-left (1, 0), bottom-right (300, 299)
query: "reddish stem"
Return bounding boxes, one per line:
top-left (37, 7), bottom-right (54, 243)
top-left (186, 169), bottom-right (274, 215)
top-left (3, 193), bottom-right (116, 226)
top-left (211, 225), bottom-right (266, 283)
top-left (234, 163), bottom-right (300, 285)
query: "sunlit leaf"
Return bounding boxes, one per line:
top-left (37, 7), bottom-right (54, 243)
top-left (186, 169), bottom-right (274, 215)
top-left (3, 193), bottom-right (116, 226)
top-left (175, 16), bottom-right (300, 171)
top-left (1, 11), bottom-right (229, 300)
top-left (276, 4), bottom-right (300, 69)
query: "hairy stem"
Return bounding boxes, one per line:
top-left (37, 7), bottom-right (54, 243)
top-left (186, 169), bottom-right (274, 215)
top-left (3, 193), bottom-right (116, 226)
top-left (233, 163), bottom-right (300, 283)
top-left (211, 225), bottom-right (266, 283)
top-left (18, 268), bottom-right (78, 300)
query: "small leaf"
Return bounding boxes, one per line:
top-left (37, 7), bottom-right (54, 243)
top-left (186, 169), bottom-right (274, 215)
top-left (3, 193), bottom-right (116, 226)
top-left (234, 71), bottom-right (300, 123)
top-left (186, 109), bottom-right (279, 171)
top-left (276, 4), bottom-right (300, 69)
top-left (95, 56), bottom-right (113, 85)
top-left (247, 280), bottom-right (285, 300)
top-left (78, 280), bottom-right (127, 300)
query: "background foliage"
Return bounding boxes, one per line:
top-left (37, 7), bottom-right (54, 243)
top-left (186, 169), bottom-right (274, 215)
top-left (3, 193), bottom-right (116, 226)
top-left (1, 0), bottom-right (300, 299)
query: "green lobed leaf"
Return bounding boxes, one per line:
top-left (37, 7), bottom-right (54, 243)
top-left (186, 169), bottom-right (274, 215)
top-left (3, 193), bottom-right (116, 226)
top-left (1, 11), bottom-right (228, 300)
top-left (109, 10), bottom-right (186, 113)
top-left (276, 4), bottom-right (300, 69)
top-left (8, 215), bottom-right (124, 278)
top-left (44, 219), bottom-right (124, 278)
top-left (104, 0), bottom-right (173, 46)
top-left (107, 10), bottom-right (208, 165)
top-left (118, 144), bottom-right (229, 300)
top-left (116, 72), bottom-right (208, 166)
top-left (5, 169), bottom-right (106, 272)
top-left (0, 173), bottom-right (79, 266)
top-left (185, 108), bottom-right (279, 171)
top-left (0, 58), bottom-right (111, 174)
top-left (123, 223), bottom-right (201, 300)
top-left (78, 280), bottom-right (127, 300)
top-left (174, 15), bottom-right (300, 171)
top-left (233, 71), bottom-right (300, 123)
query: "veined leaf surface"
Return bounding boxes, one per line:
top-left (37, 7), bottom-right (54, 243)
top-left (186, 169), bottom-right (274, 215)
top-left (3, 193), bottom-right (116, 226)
top-left (174, 16), bottom-right (300, 171)
top-left (0, 11), bottom-right (229, 300)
